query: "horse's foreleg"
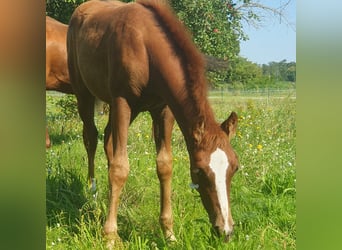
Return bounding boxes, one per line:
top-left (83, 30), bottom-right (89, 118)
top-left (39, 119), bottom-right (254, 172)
top-left (151, 106), bottom-right (176, 241)
top-left (103, 97), bottom-right (131, 240)
top-left (77, 95), bottom-right (98, 191)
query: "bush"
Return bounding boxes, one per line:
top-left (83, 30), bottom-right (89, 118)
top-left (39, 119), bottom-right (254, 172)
top-left (46, 0), bottom-right (86, 24)
top-left (55, 95), bottom-right (78, 120)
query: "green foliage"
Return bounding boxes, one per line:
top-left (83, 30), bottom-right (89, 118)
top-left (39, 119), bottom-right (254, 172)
top-left (262, 60), bottom-right (296, 82)
top-left (46, 91), bottom-right (296, 249)
top-left (47, 94), bottom-right (78, 121)
top-left (55, 95), bottom-right (79, 119)
top-left (170, 0), bottom-right (246, 60)
top-left (46, 0), bottom-right (86, 23)
top-left (228, 57), bottom-right (262, 86)
top-left (221, 57), bottom-right (296, 90)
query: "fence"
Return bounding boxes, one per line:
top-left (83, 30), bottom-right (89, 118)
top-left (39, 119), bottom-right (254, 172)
top-left (209, 87), bottom-right (296, 100)
top-left (47, 88), bottom-right (296, 105)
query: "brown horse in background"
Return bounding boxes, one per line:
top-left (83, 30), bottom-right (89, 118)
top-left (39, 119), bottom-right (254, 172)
top-left (45, 16), bottom-right (97, 191)
top-left (46, 16), bottom-right (72, 94)
top-left (67, 0), bottom-right (239, 244)
top-left (45, 16), bottom-right (73, 148)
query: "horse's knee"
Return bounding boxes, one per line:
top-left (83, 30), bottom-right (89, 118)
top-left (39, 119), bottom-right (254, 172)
top-left (160, 214), bottom-right (173, 228)
top-left (108, 160), bottom-right (130, 185)
top-left (156, 152), bottom-right (172, 181)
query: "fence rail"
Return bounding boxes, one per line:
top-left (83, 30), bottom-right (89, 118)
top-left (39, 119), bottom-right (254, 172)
top-left (209, 88), bottom-right (296, 99)
top-left (47, 88), bottom-right (296, 99)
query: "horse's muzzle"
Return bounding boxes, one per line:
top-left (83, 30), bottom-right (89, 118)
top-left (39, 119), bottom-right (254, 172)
top-left (212, 225), bottom-right (233, 242)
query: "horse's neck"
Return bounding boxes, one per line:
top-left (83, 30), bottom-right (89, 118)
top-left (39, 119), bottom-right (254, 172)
top-left (147, 33), bottom-right (217, 151)
top-left (164, 80), bottom-right (217, 152)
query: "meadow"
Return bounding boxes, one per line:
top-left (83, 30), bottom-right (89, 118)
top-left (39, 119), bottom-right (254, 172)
top-left (46, 89), bottom-right (296, 249)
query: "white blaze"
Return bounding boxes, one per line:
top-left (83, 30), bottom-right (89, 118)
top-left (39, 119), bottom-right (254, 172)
top-left (209, 148), bottom-right (230, 234)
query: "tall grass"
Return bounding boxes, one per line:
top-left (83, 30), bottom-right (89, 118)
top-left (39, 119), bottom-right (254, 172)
top-left (46, 90), bottom-right (296, 249)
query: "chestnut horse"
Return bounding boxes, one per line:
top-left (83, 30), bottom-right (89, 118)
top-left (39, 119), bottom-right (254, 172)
top-left (46, 16), bottom-right (73, 94)
top-left (67, 0), bottom-right (239, 243)
top-left (46, 16), bottom-right (73, 148)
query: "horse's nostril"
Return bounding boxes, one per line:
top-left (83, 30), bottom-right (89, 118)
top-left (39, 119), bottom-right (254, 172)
top-left (212, 225), bottom-right (222, 236)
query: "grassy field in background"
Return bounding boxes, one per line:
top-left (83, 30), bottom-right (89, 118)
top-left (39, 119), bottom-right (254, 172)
top-left (46, 90), bottom-right (296, 249)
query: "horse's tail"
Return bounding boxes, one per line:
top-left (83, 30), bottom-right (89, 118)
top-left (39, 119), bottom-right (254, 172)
top-left (137, 0), bottom-right (205, 82)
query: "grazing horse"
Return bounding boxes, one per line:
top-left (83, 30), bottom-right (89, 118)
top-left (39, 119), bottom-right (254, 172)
top-left (67, 0), bottom-right (239, 243)
top-left (46, 16), bottom-right (73, 148)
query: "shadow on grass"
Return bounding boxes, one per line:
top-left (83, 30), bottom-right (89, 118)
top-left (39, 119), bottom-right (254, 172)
top-left (46, 169), bottom-right (88, 232)
top-left (49, 133), bottom-right (78, 147)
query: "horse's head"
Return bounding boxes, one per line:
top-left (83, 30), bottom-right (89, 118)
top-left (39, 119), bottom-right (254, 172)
top-left (190, 111), bottom-right (239, 241)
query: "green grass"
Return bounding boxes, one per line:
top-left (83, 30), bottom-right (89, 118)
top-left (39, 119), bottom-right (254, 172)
top-left (46, 90), bottom-right (296, 249)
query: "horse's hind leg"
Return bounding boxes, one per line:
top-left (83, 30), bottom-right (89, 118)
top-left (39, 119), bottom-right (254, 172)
top-left (151, 105), bottom-right (176, 241)
top-left (104, 112), bottom-right (112, 167)
top-left (76, 92), bottom-right (98, 191)
top-left (104, 108), bottom-right (139, 168)
top-left (103, 97), bottom-right (131, 239)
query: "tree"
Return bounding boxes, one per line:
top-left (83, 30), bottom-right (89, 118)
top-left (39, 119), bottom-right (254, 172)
top-left (170, 0), bottom-right (246, 60)
top-left (46, 0), bottom-right (85, 24)
top-left (286, 62), bottom-right (296, 82)
top-left (227, 57), bottom-right (264, 88)
top-left (168, 0), bottom-right (294, 88)
top-left (262, 60), bottom-right (296, 82)
top-left (46, 0), bottom-right (132, 23)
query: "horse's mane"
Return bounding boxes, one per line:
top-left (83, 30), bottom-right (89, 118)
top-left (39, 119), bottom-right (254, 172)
top-left (138, 0), bottom-right (223, 149)
top-left (137, 0), bottom-right (208, 105)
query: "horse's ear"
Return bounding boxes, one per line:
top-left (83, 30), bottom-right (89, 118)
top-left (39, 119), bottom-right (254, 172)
top-left (221, 111), bottom-right (238, 142)
top-left (193, 120), bottom-right (205, 145)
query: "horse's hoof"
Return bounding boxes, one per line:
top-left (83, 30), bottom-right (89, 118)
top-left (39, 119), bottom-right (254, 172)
top-left (89, 178), bottom-right (97, 192)
top-left (165, 232), bottom-right (177, 243)
top-left (104, 233), bottom-right (124, 250)
top-left (168, 234), bottom-right (177, 242)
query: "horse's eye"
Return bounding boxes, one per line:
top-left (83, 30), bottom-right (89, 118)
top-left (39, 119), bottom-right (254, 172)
top-left (192, 168), bottom-right (200, 174)
top-left (192, 168), bottom-right (205, 176)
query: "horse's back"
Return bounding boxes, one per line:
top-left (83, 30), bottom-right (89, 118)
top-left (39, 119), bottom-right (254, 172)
top-left (46, 16), bottom-right (68, 42)
top-left (68, 0), bottom-right (153, 102)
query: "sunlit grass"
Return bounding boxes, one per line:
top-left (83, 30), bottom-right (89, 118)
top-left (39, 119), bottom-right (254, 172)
top-left (46, 90), bottom-right (296, 249)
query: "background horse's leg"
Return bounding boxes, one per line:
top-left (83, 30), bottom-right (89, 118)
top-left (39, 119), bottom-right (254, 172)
top-left (76, 93), bottom-right (98, 191)
top-left (46, 127), bottom-right (51, 148)
top-left (103, 97), bottom-right (131, 239)
top-left (151, 106), bottom-right (176, 241)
